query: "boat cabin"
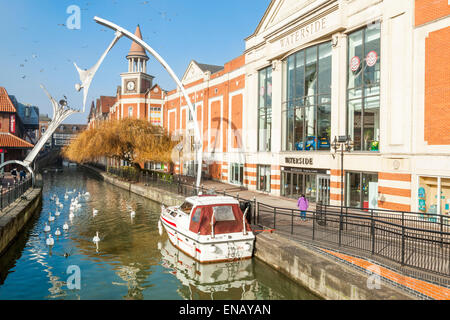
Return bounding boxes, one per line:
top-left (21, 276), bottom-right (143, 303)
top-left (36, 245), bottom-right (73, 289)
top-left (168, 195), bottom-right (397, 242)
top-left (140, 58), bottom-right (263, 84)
top-left (173, 195), bottom-right (252, 236)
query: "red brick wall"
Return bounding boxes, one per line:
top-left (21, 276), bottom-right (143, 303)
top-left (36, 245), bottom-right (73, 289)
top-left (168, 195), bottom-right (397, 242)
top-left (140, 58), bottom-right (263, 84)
top-left (415, 0), bottom-right (450, 26)
top-left (424, 27), bottom-right (450, 145)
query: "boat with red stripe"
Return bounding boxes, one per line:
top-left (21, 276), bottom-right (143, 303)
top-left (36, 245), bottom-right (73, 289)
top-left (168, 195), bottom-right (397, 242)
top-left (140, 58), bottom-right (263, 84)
top-left (159, 195), bottom-right (255, 263)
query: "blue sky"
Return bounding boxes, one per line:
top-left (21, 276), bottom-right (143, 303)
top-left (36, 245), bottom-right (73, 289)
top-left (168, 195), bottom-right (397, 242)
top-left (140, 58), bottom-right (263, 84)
top-left (0, 0), bottom-right (270, 124)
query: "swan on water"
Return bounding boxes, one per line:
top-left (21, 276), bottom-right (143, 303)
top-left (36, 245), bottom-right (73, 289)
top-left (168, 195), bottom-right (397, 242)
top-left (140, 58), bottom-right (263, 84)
top-left (55, 210), bottom-right (60, 217)
top-left (48, 213), bottom-right (55, 222)
top-left (63, 222), bottom-right (69, 230)
top-left (55, 228), bottom-right (61, 236)
top-left (93, 231), bottom-right (100, 243)
top-left (46, 235), bottom-right (54, 246)
top-left (44, 223), bottom-right (51, 233)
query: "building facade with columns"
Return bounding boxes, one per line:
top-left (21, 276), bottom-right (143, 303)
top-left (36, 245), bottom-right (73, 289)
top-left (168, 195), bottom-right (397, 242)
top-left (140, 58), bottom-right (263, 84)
top-left (242, 0), bottom-right (450, 213)
top-left (90, 0), bottom-right (449, 215)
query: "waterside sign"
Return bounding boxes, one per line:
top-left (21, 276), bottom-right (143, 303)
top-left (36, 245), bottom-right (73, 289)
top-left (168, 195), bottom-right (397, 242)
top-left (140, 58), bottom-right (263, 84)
top-left (270, 10), bottom-right (340, 56)
top-left (285, 157), bottom-right (313, 165)
top-left (279, 17), bottom-right (327, 49)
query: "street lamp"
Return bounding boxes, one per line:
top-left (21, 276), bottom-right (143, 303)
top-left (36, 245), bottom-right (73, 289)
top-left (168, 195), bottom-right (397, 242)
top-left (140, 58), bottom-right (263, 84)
top-left (175, 142), bottom-right (183, 191)
top-left (332, 135), bottom-right (353, 232)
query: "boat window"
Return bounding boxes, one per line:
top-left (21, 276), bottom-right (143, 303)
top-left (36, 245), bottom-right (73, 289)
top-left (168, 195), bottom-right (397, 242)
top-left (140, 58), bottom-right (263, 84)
top-left (179, 201), bottom-right (193, 214)
top-left (192, 207), bottom-right (201, 222)
top-left (213, 206), bottom-right (235, 221)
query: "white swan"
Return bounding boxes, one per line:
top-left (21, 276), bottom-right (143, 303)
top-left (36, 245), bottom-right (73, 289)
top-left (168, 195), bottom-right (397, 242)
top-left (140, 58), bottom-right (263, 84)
top-left (55, 210), bottom-right (60, 217)
top-left (44, 223), bottom-right (51, 233)
top-left (46, 235), bottom-right (54, 246)
top-left (48, 213), bottom-right (55, 222)
top-left (55, 228), bottom-right (61, 236)
top-left (63, 222), bottom-right (69, 230)
top-left (69, 211), bottom-right (75, 219)
top-left (93, 231), bottom-right (100, 243)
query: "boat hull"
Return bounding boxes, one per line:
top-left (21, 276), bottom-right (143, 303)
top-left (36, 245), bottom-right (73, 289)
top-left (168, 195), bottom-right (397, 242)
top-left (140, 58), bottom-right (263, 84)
top-left (159, 216), bottom-right (255, 264)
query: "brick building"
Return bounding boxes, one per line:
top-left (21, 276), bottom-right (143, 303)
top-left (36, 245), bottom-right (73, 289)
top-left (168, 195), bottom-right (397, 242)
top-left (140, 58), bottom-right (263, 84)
top-left (0, 87), bottom-right (35, 167)
top-left (90, 0), bottom-right (450, 214)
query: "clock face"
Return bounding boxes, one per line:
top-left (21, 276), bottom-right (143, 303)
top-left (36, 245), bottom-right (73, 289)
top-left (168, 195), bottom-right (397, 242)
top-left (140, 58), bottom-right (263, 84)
top-left (126, 80), bottom-right (136, 91)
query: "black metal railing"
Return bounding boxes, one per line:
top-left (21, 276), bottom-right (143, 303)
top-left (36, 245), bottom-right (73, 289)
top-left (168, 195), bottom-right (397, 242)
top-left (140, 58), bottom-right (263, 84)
top-left (0, 178), bottom-right (33, 211)
top-left (255, 201), bottom-right (450, 278)
top-left (102, 165), bottom-right (450, 280)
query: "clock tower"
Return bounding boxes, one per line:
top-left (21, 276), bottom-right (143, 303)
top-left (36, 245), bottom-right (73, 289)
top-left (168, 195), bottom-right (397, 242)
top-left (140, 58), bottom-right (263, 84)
top-left (120, 25), bottom-right (154, 95)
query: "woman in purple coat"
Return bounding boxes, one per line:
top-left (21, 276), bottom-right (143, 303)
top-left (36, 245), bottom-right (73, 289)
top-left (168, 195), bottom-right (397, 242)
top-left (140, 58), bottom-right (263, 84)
top-left (297, 194), bottom-right (309, 221)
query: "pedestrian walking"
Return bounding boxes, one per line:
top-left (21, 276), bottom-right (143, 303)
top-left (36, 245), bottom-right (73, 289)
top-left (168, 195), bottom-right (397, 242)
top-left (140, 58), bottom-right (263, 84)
top-left (20, 170), bottom-right (26, 182)
top-left (297, 194), bottom-right (309, 221)
top-left (11, 168), bottom-right (17, 184)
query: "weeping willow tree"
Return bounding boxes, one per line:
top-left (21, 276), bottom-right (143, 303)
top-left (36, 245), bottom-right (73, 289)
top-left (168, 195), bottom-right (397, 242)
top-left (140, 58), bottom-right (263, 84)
top-left (62, 118), bottom-right (177, 167)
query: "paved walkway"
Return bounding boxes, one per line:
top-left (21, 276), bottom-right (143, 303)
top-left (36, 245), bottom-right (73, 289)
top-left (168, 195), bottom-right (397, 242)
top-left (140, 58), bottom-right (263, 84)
top-left (200, 179), bottom-right (303, 210)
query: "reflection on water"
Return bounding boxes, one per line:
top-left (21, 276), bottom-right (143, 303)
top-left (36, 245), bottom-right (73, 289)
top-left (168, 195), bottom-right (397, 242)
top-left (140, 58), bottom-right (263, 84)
top-left (0, 167), bottom-right (320, 300)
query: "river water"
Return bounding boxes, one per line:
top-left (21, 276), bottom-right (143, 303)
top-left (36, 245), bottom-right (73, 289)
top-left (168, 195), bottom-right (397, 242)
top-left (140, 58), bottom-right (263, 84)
top-left (0, 167), bottom-right (319, 300)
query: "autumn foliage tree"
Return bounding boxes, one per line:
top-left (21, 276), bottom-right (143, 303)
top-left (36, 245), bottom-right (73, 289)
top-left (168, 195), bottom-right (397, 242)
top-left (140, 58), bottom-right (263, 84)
top-left (62, 119), bottom-right (177, 168)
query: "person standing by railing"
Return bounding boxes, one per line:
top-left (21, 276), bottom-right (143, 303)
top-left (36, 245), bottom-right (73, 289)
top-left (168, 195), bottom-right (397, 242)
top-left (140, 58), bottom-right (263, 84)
top-left (297, 194), bottom-right (309, 222)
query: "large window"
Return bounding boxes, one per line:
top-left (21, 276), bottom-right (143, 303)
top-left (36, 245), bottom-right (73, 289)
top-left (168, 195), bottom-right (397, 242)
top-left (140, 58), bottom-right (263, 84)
top-left (418, 177), bottom-right (450, 216)
top-left (258, 67), bottom-right (272, 151)
top-left (230, 163), bottom-right (244, 185)
top-left (346, 172), bottom-right (378, 209)
top-left (347, 25), bottom-right (381, 151)
top-left (282, 42), bottom-right (332, 151)
top-left (257, 165), bottom-right (271, 193)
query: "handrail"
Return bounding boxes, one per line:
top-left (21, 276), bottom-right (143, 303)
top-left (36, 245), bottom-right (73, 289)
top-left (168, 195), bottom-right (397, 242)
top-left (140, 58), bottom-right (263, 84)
top-left (242, 207), bottom-right (249, 236)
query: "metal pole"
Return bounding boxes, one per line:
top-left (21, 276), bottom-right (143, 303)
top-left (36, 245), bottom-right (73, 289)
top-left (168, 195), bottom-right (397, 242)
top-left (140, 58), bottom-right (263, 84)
top-left (273, 207), bottom-right (276, 229)
top-left (401, 211), bottom-right (405, 265)
top-left (291, 209), bottom-right (294, 234)
top-left (340, 144), bottom-right (344, 232)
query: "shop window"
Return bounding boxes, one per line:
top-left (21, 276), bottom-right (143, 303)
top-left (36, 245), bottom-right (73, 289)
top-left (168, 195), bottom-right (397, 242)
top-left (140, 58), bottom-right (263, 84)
top-left (257, 165), bottom-right (271, 193)
top-left (347, 25), bottom-right (381, 151)
top-left (229, 163), bottom-right (244, 186)
top-left (258, 66), bottom-right (272, 151)
top-left (418, 177), bottom-right (450, 215)
top-left (346, 172), bottom-right (378, 209)
top-left (282, 41), bottom-right (331, 151)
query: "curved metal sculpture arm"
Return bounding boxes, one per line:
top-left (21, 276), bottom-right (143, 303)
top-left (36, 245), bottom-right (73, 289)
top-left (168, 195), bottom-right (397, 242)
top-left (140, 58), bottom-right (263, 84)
top-left (94, 16), bottom-right (203, 188)
top-left (40, 84), bottom-right (60, 120)
top-left (23, 85), bottom-right (80, 166)
top-left (74, 32), bottom-right (123, 113)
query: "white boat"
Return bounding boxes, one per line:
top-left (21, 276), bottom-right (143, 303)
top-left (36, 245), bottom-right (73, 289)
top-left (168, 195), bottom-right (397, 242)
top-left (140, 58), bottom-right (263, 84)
top-left (159, 195), bottom-right (255, 263)
top-left (159, 239), bottom-right (256, 299)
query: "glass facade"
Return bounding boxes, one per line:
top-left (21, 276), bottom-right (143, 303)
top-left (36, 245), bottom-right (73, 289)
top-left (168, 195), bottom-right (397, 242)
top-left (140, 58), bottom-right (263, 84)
top-left (282, 42), bottom-right (332, 151)
top-left (346, 172), bottom-right (378, 208)
top-left (258, 67), bottom-right (272, 151)
top-left (257, 165), bottom-right (271, 193)
top-left (347, 25), bottom-right (381, 151)
top-left (418, 177), bottom-right (450, 216)
top-left (229, 163), bottom-right (244, 185)
top-left (281, 168), bottom-right (329, 203)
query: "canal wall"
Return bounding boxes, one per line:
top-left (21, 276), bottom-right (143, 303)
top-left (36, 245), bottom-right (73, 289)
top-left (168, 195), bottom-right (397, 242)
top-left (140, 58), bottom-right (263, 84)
top-left (0, 187), bottom-right (43, 256)
top-left (254, 232), bottom-right (413, 300)
top-left (81, 165), bottom-right (414, 300)
top-left (82, 165), bottom-right (185, 206)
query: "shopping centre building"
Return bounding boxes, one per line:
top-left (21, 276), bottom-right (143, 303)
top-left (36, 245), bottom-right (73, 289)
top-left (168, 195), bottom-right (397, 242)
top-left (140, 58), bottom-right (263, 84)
top-left (93, 0), bottom-right (450, 214)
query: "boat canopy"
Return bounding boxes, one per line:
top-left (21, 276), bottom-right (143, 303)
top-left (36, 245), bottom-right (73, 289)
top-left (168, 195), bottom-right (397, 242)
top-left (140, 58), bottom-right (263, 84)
top-left (189, 203), bottom-right (252, 235)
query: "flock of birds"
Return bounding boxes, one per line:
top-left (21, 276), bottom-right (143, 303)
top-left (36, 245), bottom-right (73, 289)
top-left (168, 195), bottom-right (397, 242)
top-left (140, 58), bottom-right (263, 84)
top-left (44, 189), bottom-right (137, 250)
top-left (45, 189), bottom-right (91, 247)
